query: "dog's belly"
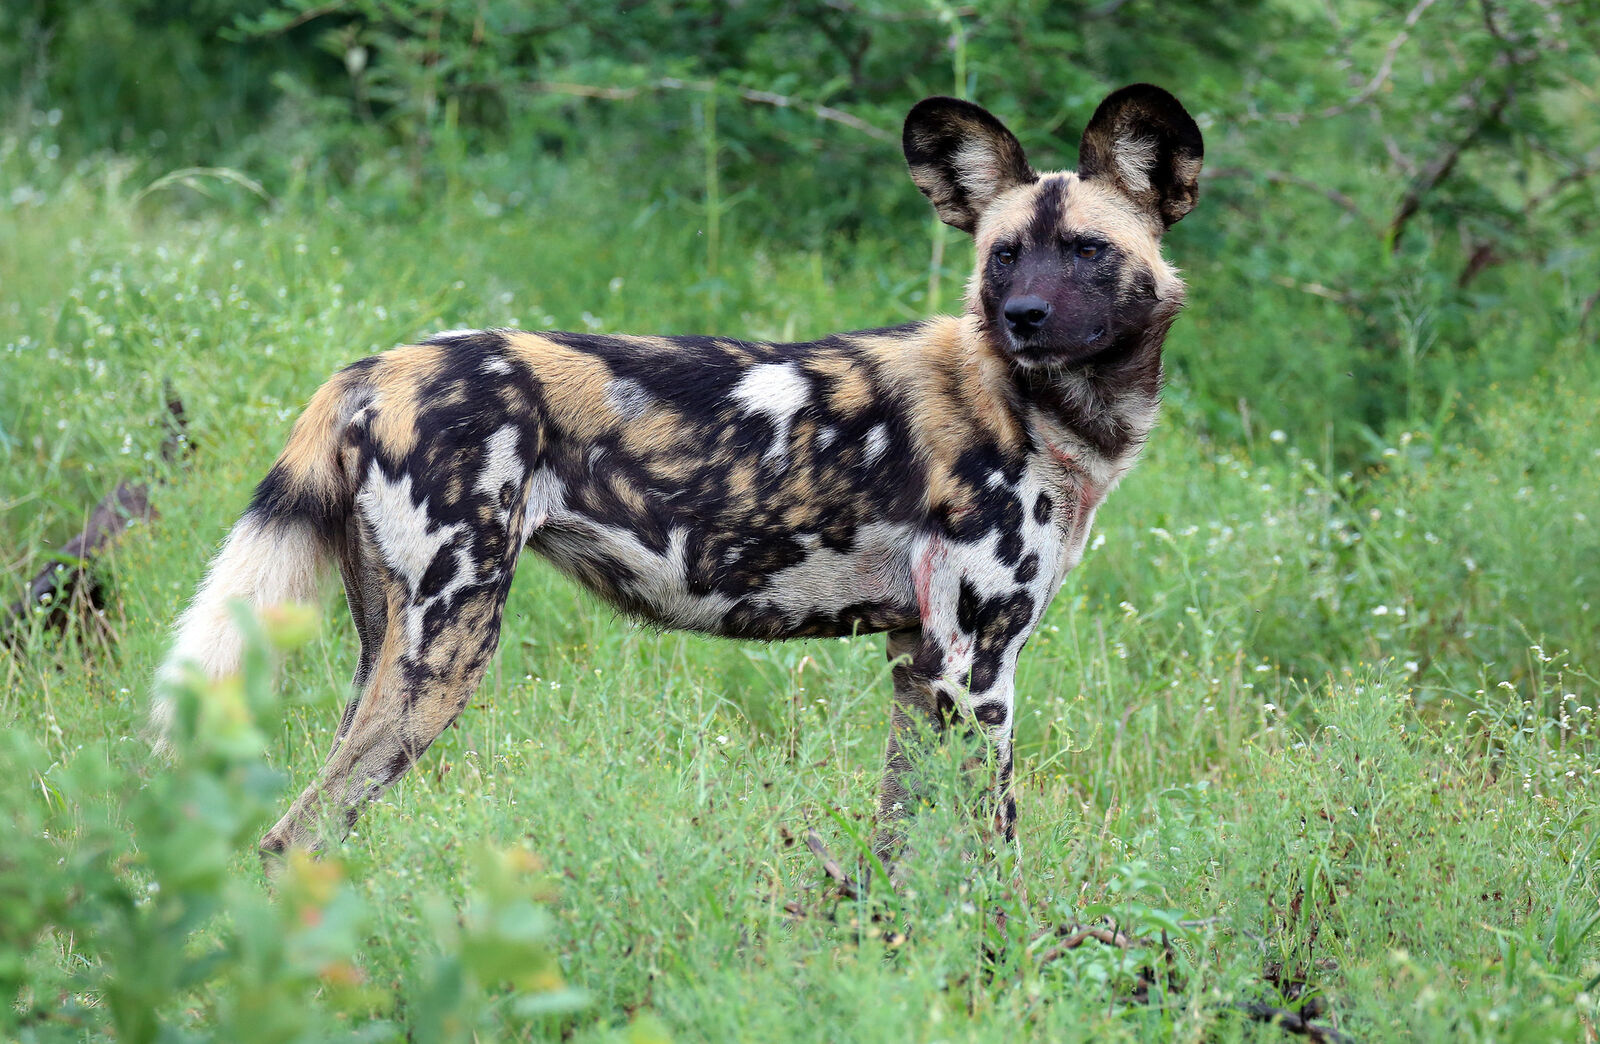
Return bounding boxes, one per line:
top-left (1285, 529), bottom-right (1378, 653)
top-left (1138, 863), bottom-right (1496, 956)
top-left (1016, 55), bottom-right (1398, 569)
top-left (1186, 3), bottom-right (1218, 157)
top-left (524, 514), bottom-right (920, 640)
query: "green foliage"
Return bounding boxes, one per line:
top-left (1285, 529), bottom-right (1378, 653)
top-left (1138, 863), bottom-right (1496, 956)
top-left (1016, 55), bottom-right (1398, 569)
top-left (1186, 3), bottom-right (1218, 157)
top-left (0, 612), bottom-right (580, 1042)
top-left (5, 0), bottom-right (1598, 448)
top-left (2, 171), bottom-right (1596, 1037)
top-left (3, 2), bottom-right (1600, 1039)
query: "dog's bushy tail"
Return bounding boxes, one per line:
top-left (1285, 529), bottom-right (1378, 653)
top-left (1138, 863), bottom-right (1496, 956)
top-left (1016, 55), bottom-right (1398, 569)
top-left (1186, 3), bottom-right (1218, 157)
top-left (151, 369), bottom-right (363, 752)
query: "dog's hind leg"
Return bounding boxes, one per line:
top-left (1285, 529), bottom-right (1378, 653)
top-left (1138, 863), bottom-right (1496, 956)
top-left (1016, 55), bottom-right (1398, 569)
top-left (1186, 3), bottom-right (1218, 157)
top-left (874, 626), bottom-right (943, 865)
top-left (328, 513), bottom-right (388, 756)
top-left (260, 483), bottom-right (527, 857)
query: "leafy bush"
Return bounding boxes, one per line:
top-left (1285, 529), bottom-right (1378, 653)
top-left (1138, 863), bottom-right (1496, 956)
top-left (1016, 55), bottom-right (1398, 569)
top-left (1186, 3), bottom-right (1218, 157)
top-left (0, 607), bottom-right (582, 1042)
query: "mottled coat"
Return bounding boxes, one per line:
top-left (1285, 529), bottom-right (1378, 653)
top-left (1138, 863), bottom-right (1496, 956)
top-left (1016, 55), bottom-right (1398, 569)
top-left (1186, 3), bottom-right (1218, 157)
top-left (155, 84), bottom-right (1204, 859)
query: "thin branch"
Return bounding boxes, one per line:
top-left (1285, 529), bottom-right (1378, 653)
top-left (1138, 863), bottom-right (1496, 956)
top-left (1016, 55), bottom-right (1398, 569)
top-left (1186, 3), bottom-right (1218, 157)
top-left (1270, 274), bottom-right (1360, 304)
top-left (4, 394), bottom-right (188, 647)
top-left (1580, 285), bottom-right (1600, 329)
top-left (1388, 80), bottom-right (1515, 251)
top-left (531, 78), bottom-right (894, 142)
top-left (1381, 132), bottom-right (1419, 178)
top-left (1523, 144), bottom-right (1600, 212)
top-left (821, 0), bottom-right (978, 21)
top-left (250, 0), bottom-right (350, 36)
top-left (1458, 142), bottom-right (1600, 288)
top-left (803, 828), bottom-right (861, 899)
top-left (1032, 924), bottom-right (1136, 966)
top-left (1273, 0), bottom-right (1442, 122)
top-left (1203, 167), bottom-right (1372, 227)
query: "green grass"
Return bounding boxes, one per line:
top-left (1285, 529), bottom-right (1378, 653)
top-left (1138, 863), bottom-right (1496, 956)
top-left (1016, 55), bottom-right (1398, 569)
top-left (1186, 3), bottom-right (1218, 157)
top-left (2, 151), bottom-right (1597, 1042)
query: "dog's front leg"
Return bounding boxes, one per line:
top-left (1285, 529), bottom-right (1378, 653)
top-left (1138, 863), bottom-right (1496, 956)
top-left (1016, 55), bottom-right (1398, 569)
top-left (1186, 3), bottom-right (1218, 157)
top-left (873, 612), bottom-right (1024, 868)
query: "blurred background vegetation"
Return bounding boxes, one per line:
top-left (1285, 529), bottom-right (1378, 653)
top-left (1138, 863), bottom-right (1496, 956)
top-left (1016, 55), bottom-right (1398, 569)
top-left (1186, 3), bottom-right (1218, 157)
top-left (5, 0), bottom-right (1599, 448)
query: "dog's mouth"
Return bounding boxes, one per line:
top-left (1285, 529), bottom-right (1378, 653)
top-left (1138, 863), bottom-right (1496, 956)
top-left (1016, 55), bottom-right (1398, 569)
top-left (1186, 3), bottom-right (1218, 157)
top-left (1002, 326), bottom-right (1111, 369)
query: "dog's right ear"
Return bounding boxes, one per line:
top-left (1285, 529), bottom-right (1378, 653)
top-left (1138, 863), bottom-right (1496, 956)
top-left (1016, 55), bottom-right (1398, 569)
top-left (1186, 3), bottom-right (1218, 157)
top-left (903, 97), bottom-right (1036, 234)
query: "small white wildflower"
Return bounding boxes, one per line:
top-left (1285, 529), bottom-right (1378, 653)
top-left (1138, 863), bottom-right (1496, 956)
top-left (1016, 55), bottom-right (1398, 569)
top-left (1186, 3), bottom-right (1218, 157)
top-left (1269, 429), bottom-right (1286, 443)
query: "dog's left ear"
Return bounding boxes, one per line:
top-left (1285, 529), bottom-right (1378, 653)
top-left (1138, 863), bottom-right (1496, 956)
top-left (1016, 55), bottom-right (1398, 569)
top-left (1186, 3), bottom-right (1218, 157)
top-left (1077, 84), bottom-right (1204, 228)
top-left (904, 97), bottom-right (1037, 234)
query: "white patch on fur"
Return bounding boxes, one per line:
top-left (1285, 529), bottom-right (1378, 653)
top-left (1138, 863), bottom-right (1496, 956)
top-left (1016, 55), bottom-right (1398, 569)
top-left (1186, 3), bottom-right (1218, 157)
top-left (151, 514), bottom-right (330, 750)
top-left (755, 522), bottom-right (914, 619)
top-left (606, 378), bottom-right (653, 421)
top-left (474, 425), bottom-right (524, 520)
top-left (863, 423), bottom-right (889, 465)
top-left (479, 425), bottom-right (522, 471)
top-left (729, 362), bottom-right (808, 466)
top-left (817, 426), bottom-right (838, 450)
top-left (358, 465), bottom-right (464, 592)
top-left (953, 140), bottom-right (1009, 207)
top-left (524, 466), bottom-right (566, 531)
top-left (482, 356), bottom-right (512, 375)
top-left (432, 328), bottom-right (482, 340)
top-left (536, 519), bottom-right (736, 632)
top-left (1113, 135), bottom-right (1158, 194)
top-left (619, 527), bottom-right (734, 630)
top-left (362, 463), bottom-right (496, 651)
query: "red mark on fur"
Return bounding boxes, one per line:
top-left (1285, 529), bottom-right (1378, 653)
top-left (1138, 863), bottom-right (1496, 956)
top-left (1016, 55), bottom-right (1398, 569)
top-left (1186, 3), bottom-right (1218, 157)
top-left (1046, 438), bottom-right (1103, 514)
top-left (913, 538), bottom-right (945, 620)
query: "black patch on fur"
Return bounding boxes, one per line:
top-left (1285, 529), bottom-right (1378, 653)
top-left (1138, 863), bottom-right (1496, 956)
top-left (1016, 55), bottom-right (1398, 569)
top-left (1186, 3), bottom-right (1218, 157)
top-left (964, 588), bottom-right (1037, 694)
top-left (418, 544), bottom-right (460, 598)
top-left (973, 700), bottom-right (1009, 726)
top-left (903, 97), bottom-right (1036, 233)
top-left (912, 634), bottom-right (946, 680)
top-left (1022, 178), bottom-right (1068, 249)
top-left (957, 577), bottom-right (982, 634)
top-left (1014, 553), bottom-right (1040, 585)
top-left (1076, 84), bottom-right (1204, 228)
top-left (1033, 492), bottom-right (1053, 525)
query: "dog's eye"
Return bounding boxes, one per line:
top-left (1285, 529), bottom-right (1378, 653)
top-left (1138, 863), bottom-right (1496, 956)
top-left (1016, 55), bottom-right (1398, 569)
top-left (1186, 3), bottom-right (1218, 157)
top-left (1076, 243), bottom-right (1101, 260)
top-left (994, 248), bottom-right (1016, 266)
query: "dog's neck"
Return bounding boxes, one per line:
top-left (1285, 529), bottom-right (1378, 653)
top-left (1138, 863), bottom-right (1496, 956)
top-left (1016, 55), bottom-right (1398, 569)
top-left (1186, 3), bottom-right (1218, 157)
top-left (989, 318), bottom-right (1171, 500)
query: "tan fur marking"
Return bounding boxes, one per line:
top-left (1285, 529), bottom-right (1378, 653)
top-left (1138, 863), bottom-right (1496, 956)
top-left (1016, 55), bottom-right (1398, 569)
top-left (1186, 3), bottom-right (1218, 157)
top-left (619, 407), bottom-right (692, 459)
top-left (809, 352), bottom-right (877, 416)
top-left (505, 331), bottom-right (622, 443)
top-left (608, 472), bottom-right (649, 516)
top-left (725, 459), bottom-right (758, 502)
top-left (861, 315), bottom-right (1023, 512)
top-left (368, 346), bottom-right (448, 460)
top-left (273, 370), bottom-right (357, 505)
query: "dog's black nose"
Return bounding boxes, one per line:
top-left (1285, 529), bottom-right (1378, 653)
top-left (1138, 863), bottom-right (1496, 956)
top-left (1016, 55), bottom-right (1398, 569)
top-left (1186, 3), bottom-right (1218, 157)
top-left (1003, 295), bottom-right (1052, 333)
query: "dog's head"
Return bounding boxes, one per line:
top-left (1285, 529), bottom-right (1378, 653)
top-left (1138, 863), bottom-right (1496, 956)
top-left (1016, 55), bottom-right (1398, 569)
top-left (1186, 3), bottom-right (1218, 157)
top-left (904, 85), bottom-right (1202, 368)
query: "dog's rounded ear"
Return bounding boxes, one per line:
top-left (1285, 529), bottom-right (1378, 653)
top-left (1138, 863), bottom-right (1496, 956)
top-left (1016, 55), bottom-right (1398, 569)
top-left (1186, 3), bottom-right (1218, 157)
top-left (903, 97), bottom-right (1036, 234)
top-left (1077, 84), bottom-right (1204, 228)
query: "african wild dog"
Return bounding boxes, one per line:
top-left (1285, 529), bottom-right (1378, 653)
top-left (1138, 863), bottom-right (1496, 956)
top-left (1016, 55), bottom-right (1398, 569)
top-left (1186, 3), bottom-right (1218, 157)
top-left (155, 84), bottom-right (1203, 860)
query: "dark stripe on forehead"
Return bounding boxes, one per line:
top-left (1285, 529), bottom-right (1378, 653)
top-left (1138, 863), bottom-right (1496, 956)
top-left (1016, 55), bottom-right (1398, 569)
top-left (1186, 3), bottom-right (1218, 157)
top-left (1022, 176), bottom-right (1068, 248)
